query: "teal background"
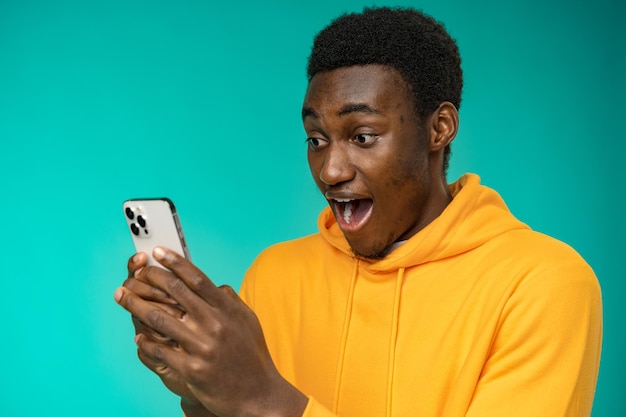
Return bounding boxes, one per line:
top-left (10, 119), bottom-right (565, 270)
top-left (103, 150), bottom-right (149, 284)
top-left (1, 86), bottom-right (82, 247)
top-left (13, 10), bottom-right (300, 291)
top-left (0, 0), bottom-right (623, 415)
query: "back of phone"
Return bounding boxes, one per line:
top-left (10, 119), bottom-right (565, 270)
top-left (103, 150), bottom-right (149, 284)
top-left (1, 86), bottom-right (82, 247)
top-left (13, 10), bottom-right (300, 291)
top-left (123, 198), bottom-right (190, 267)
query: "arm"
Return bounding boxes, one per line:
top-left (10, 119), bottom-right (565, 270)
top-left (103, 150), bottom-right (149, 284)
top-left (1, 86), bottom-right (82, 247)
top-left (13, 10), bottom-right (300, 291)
top-left (462, 262), bottom-right (602, 417)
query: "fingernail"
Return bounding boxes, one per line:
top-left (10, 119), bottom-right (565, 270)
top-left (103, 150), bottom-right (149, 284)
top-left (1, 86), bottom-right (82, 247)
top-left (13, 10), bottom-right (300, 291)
top-left (114, 288), bottom-right (123, 303)
top-left (134, 267), bottom-right (143, 277)
top-left (132, 253), bottom-right (141, 263)
top-left (134, 334), bottom-right (141, 345)
top-left (153, 246), bottom-right (165, 260)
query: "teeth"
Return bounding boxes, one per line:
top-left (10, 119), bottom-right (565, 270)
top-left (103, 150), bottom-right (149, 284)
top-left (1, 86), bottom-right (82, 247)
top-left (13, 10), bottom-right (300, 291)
top-left (334, 198), bottom-right (353, 203)
top-left (343, 202), bottom-right (353, 224)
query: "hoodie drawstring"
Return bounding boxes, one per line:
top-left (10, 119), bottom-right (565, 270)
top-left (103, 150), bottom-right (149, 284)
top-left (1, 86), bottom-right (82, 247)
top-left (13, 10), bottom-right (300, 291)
top-left (386, 267), bottom-right (405, 417)
top-left (332, 259), bottom-right (359, 414)
top-left (331, 262), bottom-right (405, 417)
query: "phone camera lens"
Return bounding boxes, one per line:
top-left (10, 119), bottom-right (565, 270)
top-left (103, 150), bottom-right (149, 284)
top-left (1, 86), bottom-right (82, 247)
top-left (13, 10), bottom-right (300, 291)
top-left (130, 223), bottom-right (140, 236)
top-left (125, 207), bottom-right (135, 220)
top-left (137, 215), bottom-right (146, 228)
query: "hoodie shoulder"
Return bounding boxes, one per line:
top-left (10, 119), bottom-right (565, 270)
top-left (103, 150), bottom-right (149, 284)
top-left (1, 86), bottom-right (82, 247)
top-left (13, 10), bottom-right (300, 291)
top-left (257, 233), bottom-right (329, 262)
top-left (248, 232), bottom-right (346, 283)
top-left (488, 227), bottom-right (596, 280)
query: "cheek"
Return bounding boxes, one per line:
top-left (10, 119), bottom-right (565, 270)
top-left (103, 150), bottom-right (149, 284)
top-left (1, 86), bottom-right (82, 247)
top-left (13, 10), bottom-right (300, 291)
top-left (371, 156), bottom-right (429, 214)
top-left (388, 138), bottom-right (429, 186)
top-left (371, 129), bottom-right (428, 189)
top-left (376, 152), bottom-right (425, 190)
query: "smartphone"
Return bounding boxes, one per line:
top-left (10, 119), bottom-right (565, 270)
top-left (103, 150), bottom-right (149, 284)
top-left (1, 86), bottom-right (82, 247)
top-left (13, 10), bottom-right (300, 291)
top-left (122, 198), bottom-right (190, 268)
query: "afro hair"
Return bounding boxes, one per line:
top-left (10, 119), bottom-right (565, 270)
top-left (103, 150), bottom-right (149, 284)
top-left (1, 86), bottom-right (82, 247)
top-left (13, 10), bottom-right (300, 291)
top-left (307, 7), bottom-right (463, 172)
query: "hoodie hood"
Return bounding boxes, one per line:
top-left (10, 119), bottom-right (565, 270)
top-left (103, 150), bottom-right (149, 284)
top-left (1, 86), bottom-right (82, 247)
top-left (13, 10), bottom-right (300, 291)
top-left (318, 173), bottom-right (529, 272)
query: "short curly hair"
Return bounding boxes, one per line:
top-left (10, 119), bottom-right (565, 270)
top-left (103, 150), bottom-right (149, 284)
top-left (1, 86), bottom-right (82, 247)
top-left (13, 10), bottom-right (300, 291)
top-left (307, 6), bottom-right (463, 173)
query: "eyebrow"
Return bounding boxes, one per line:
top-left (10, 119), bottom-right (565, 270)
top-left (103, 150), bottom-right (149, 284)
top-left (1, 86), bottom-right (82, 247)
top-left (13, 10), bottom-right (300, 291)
top-left (302, 103), bottom-right (384, 120)
top-left (302, 107), bottom-right (318, 119)
top-left (337, 103), bottom-right (384, 117)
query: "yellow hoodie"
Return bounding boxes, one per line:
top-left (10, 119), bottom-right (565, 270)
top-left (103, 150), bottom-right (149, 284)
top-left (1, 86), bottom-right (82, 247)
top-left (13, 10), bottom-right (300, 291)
top-left (240, 174), bottom-right (602, 417)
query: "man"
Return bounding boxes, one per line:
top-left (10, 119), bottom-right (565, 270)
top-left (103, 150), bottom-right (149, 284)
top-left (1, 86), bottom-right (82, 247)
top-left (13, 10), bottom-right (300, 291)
top-left (115, 7), bottom-right (602, 417)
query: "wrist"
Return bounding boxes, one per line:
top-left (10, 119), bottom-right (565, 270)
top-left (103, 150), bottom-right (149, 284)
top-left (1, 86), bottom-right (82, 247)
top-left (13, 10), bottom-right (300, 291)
top-left (250, 376), bottom-right (308, 417)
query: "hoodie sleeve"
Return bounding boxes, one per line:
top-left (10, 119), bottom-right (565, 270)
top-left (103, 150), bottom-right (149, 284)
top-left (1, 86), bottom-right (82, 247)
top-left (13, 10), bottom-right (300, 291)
top-left (239, 257), bottom-right (340, 417)
top-left (464, 260), bottom-right (602, 417)
top-left (300, 397), bottom-right (340, 417)
top-left (238, 256), bottom-right (259, 310)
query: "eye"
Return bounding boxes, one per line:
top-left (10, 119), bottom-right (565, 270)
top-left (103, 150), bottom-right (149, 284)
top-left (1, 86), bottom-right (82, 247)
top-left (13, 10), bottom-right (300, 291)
top-left (306, 137), bottom-right (329, 150)
top-left (352, 133), bottom-right (378, 146)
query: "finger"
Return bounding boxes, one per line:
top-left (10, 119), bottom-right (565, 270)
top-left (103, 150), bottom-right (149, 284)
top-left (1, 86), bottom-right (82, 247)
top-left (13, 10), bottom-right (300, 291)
top-left (134, 333), bottom-right (185, 374)
top-left (115, 287), bottom-right (195, 345)
top-left (136, 348), bottom-right (182, 385)
top-left (157, 302), bottom-right (186, 319)
top-left (218, 284), bottom-right (239, 300)
top-left (137, 345), bottom-right (163, 372)
top-left (152, 246), bottom-right (223, 307)
top-left (133, 315), bottom-right (181, 345)
top-left (136, 344), bottom-right (196, 402)
top-left (136, 344), bottom-right (179, 378)
top-left (132, 299), bottom-right (185, 344)
top-left (135, 333), bottom-right (194, 385)
top-left (127, 252), bottom-right (148, 278)
top-left (134, 265), bottom-right (209, 318)
top-left (124, 276), bottom-right (178, 305)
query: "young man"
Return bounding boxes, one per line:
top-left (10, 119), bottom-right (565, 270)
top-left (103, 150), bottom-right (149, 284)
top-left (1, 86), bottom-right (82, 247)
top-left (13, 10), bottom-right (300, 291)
top-left (115, 7), bottom-right (602, 417)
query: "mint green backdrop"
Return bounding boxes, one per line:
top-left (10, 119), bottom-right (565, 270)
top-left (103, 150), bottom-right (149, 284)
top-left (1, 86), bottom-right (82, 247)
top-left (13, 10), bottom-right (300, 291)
top-left (0, 0), bottom-right (623, 415)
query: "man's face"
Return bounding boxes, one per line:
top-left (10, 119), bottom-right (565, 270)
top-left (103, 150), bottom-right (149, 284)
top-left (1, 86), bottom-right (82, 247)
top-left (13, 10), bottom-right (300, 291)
top-left (303, 65), bottom-right (441, 260)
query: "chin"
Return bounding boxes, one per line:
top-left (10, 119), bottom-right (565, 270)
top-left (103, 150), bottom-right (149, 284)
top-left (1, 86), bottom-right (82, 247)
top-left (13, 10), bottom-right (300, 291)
top-left (349, 242), bottom-right (393, 261)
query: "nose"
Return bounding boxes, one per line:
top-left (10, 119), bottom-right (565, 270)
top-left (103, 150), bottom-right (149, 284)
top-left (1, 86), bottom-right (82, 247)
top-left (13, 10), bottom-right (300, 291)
top-left (319, 144), bottom-right (355, 186)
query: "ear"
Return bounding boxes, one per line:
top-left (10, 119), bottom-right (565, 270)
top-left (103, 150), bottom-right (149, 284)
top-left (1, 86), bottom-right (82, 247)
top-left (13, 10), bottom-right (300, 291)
top-left (428, 101), bottom-right (459, 151)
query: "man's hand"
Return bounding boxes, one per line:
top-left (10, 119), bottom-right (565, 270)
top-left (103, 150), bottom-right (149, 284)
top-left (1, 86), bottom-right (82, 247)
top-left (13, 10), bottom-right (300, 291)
top-left (122, 252), bottom-right (213, 416)
top-left (115, 247), bottom-right (308, 417)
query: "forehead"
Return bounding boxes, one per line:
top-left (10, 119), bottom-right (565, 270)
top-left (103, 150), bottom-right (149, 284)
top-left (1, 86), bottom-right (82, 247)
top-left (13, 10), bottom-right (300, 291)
top-left (302, 65), bottom-right (413, 116)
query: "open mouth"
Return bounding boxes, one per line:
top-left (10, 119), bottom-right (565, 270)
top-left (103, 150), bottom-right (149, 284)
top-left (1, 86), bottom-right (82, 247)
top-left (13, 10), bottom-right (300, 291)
top-left (331, 198), bottom-right (374, 231)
